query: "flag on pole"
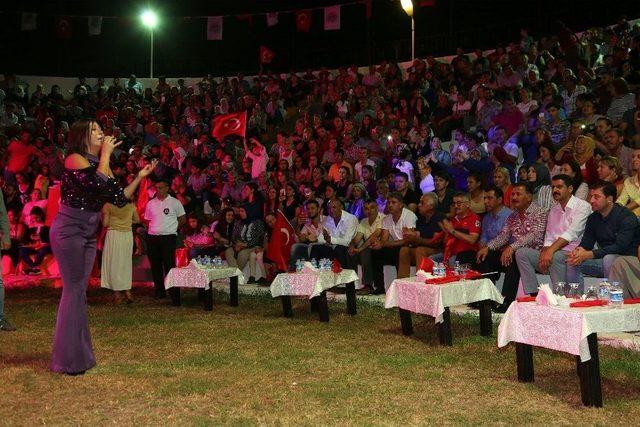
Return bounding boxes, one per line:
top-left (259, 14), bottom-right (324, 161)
top-left (266, 12), bottom-right (278, 27)
top-left (56, 17), bottom-right (73, 39)
top-left (207, 16), bottom-right (223, 40)
top-left (266, 210), bottom-right (296, 272)
top-left (295, 10), bottom-right (312, 32)
top-left (88, 16), bottom-right (103, 35)
top-left (211, 111), bottom-right (247, 140)
top-left (324, 5), bottom-right (341, 31)
top-left (260, 46), bottom-right (276, 64)
top-left (21, 13), bottom-right (37, 31)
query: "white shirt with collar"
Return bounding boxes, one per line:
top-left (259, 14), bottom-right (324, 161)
top-left (382, 208), bottom-right (418, 241)
top-left (543, 195), bottom-right (592, 252)
top-left (144, 195), bottom-right (186, 236)
top-left (317, 210), bottom-right (358, 247)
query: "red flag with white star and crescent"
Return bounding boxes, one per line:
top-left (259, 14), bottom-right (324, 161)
top-left (211, 111), bottom-right (247, 139)
top-left (266, 210), bottom-right (296, 272)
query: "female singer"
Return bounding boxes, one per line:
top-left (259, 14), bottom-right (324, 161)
top-left (50, 119), bottom-right (156, 375)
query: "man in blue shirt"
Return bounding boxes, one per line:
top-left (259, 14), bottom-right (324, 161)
top-left (567, 181), bottom-right (640, 285)
top-left (479, 186), bottom-right (512, 246)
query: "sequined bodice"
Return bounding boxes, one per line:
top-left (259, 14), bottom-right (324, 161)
top-left (60, 155), bottom-right (127, 212)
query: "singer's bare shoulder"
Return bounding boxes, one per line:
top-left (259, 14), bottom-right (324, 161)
top-left (64, 154), bottom-right (91, 170)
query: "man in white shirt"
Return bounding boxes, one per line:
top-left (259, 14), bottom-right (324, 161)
top-left (289, 199), bottom-right (324, 270)
top-left (348, 200), bottom-right (385, 292)
top-left (370, 192), bottom-right (417, 294)
top-left (243, 137), bottom-right (268, 179)
top-left (515, 175), bottom-right (591, 294)
top-left (144, 179), bottom-right (186, 303)
top-left (309, 198), bottom-right (358, 269)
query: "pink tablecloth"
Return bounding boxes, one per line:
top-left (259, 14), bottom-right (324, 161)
top-left (498, 302), bottom-right (640, 361)
top-left (384, 277), bottom-right (503, 323)
top-left (270, 269), bottom-right (359, 299)
top-left (164, 264), bottom-right (244, 290)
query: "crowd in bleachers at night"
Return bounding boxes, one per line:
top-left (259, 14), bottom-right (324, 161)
top-left (1, 17), bottom-right (640, 312)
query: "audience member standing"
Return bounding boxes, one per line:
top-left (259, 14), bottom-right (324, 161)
top-left (101, 202), bottom-right (139, 304)
top-left (144, 179), bottom-right (186, 305)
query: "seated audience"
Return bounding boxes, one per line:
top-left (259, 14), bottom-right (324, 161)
top-left (567, 181), bottom-right (640, 287)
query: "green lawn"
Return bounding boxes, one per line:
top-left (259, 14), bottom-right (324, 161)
top-left (1, 285), bottom-right (640, 425)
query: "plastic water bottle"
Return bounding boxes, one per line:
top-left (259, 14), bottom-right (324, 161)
top-left (609, 282), bottom-right (624, 309)
top-left (598, 280), bottom-right (610, 302)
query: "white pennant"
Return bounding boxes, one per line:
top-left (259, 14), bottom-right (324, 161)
top-left (21, 13), bottom-right (37, 31)
top-left (88, 16), bottom-right (102, 35)
top-left (207, 16), bottom-right (223, 40)
top-left (266, 12), bottom-right (278, 27)
top-left (324, 5), bottom-right (341, 31)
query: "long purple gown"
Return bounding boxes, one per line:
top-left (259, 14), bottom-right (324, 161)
top-left (50, 154), bottom-right (128, 374)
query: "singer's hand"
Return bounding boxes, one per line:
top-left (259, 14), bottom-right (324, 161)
top-left (101, 136), bottom-right (122, 157)
top-left (138, 159), bottom-right (158, 178)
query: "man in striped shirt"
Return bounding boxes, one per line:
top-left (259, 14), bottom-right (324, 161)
top-left (476, 183), bottom-right (549, 312)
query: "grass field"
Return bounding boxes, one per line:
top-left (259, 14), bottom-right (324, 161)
top-left (1, 284), bottom-right (640, 425)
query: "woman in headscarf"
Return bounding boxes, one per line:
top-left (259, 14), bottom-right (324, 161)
top-left (347, 182), bottom-right (368, 220)
top-left (555, 135), bottom-right (598, 185)
top-left (527, 163), bottom-right (553, 210)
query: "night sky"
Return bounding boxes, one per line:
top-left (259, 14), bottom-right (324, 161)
top-left (2, 0), bottom-right (639, 77)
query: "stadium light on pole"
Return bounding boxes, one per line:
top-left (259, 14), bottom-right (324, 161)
top-left (141, 10), bottom-right (158, 78)
top-left (400, 0), bottom-right (415, 62)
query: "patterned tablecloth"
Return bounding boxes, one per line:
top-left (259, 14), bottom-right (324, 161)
top-left (270, 269), bottom-right (359, 299)
top-left (164, 261), bottom-right (245, 290)
top-left (498, 301), bottom-right (640, 362)
top-left (384, 277), bottom-right (504, 323)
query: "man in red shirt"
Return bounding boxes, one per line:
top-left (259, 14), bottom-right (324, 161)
top-left (5, 130), bottom-right (39, 178)
top-left (439, 192), bottom-right (481, 266)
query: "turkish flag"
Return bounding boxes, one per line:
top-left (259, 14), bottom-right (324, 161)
top-left (56, 16), bottom-right (73, 39)
top-left (45, 185), bottom-right (61, 227)
top-left (260, 46), bottom-right (276, 64)
top-left (136, 177), bottom-right (151, 219)
top-left (419, 0), bottom-right (436, 6)
top-left (266, 210), bottom-right (295, 272)
top-left (211, 111), bottom-right (247, 140)
top-left (295, 10), bottom-right (312, 32)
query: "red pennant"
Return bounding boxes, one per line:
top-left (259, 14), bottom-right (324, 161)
top-left (56, 16), bottom-right (73, 39)
top-left (211, 111), bottom-right (247, 140)
top-left (260, 46), bottom-right (276, 64)
top-left (295, 10), bottom-right (312, 32)
top-left (266, 211), bottom-right (295, 271)
top-left (237, 14), bottom-right (253, 26)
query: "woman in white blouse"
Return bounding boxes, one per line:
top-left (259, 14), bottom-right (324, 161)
top-left (617, 149), bottom-right (640, 217)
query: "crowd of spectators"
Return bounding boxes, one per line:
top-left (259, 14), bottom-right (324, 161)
top-left (1, 18), bottom-right (640, 308)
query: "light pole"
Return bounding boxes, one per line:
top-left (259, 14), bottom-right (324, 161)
top-left (400, 0), bottom-right (415, 62)
top-left (141, 10), bottom-right (158, 78)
